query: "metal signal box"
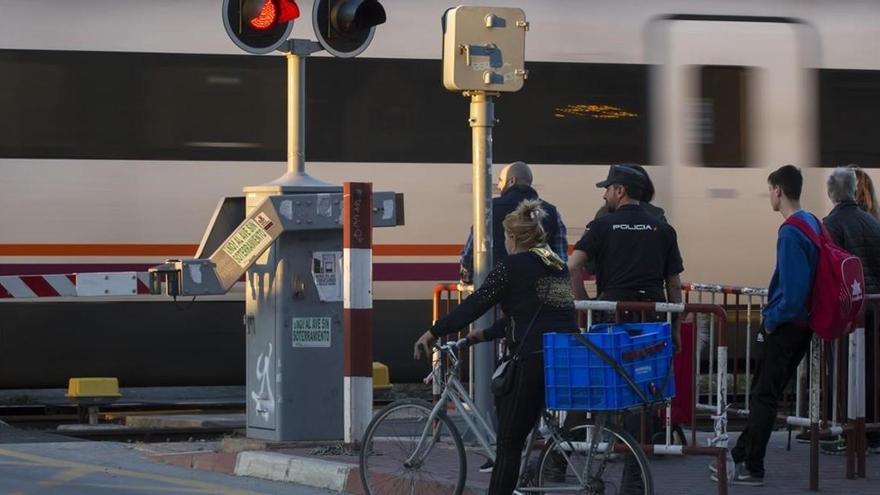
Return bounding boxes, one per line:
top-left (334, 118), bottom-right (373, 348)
top-left (442, 6), bottom-right (528, 92)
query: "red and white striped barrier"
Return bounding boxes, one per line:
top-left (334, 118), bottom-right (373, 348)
top-left (343, 182), bottom-right (373, 445)
top-left (0, 272), bottom-right (150, 299)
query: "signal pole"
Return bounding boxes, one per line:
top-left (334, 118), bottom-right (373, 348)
top-left (266, 39), bottom-right (333, 190)
top-left (442, 6), bottom-right (528, 429)
top-left (468, 90), bottom-right (497, 421)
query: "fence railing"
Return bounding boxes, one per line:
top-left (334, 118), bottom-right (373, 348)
top-left (432, 281), bottom-right (878, 491)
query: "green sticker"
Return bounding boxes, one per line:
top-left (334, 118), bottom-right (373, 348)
top-left (292, 317), bottom-right (332, 348)
top-left (223, 219), bottom-right (271, 267)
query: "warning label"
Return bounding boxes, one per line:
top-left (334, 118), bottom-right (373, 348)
top-left (222, 218), bottom-right (273, 268)
top-left (292, 317), bottom-right (332, 348)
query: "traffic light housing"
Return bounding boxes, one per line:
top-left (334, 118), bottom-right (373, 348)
top-left (313, 0), bottom-right (387, 58)
top-left (223, 0), bottom-right (299, 54)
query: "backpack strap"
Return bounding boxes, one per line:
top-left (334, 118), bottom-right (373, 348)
top-left (784, 213), bottom-right (823, 247)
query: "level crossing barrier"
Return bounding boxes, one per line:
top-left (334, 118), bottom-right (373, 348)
top-left (0, 272), bottom-right (151, 298)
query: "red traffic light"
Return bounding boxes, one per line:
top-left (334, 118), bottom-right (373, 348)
top-left (244, 0), bottom-right (300, 31)
top-left (223, 0), bottom-right (297, 54)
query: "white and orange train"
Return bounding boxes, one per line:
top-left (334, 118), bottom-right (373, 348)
top-left (1, 0), bottom-right (878, 385)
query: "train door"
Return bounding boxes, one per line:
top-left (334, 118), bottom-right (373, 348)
top-left (652, 17), bottom-right (818, 287)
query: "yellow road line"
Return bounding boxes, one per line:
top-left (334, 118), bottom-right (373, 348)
top-left (39, 466), bottom-right (95, 487)
top-left (73, 482), bottom-right (217, 493)
top-left (0, 460), bottom-right (41, 467)
top-left (0, 447), bottom-right (267, 495)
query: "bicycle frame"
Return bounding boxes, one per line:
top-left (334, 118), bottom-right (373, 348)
top-left (408, 341), bottom-right (497, 468)
top-left (420, 340), bottom-right (618, 494)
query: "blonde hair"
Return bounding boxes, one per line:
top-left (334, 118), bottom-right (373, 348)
top-left (502, 199), bottom-right (547, 250)
top-left (850, 165), bottom-right (880, 219)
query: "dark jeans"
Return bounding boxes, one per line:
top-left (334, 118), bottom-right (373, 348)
top-left (489, 353), bottom-right (544, 495)
top-left (732, 324), bottom-right (812, 476)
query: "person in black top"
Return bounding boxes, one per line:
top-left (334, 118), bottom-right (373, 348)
top-left (414, 199), bottom-right (577, 495)
top-left (459, 161), bottom-right (568, 284)
top-left (569, 164), bottom-right (684, 346)
top-left (566, 164), bottom-right (684, 492)
top-left (822, 167), bottom-right (880, 453)
top-left (587, 164), bottom-right (666, 280)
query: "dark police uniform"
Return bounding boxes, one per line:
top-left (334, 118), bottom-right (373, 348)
top-left (575, 203), bottom-right (683, 303)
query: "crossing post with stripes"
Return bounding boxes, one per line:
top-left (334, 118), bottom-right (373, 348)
top-left (343, 182), bottom-right (374, 444)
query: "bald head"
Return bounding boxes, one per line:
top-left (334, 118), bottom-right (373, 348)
top-left (497, 161), bottom-right (533, 194)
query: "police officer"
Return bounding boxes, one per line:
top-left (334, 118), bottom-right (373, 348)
top-left (566, 164), bottom-right (684, 492)
top-left (568, 164), bottom-right (684, 349)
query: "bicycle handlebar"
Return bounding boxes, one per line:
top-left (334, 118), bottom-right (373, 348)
top-left (435, 337), bottom-right (471, 353)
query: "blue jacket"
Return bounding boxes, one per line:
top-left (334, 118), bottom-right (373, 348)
top-left (762, 210), bottom-right (820, 332)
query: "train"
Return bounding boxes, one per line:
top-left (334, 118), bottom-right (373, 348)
top-left (1, 0), bottom-right (878, 387)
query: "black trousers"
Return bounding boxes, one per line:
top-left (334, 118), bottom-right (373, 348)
top-left (732, 324), bottom-right (812, 476)
top-left (489, 353), bottom-right (544, 495)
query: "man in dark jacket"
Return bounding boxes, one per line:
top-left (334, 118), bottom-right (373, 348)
top-left (459, 161), bottom-right (568, 283)
top-left (822, 167), bottom-right (880, 453)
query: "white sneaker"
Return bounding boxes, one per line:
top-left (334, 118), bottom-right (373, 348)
top-left (707, 451), bottom-right (734, 477)
top-left (711, 462), bottom-right (764, 486)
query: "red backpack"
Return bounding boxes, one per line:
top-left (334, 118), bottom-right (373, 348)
top-left (785, 214), bottom-right (865, 340)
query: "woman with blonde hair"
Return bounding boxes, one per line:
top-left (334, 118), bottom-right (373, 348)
top-left (849, 164), bottom-right (880, 219)
top-left (414, 199), bottom-right (577, 494)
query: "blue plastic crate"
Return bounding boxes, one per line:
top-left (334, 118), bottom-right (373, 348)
top-left (544, 322), bottom-right (675, 411)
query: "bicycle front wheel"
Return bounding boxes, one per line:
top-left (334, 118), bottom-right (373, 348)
top-left (536, 423), bottom-right (654, 495)
top-left (359, 398), bottom-right (466, 495)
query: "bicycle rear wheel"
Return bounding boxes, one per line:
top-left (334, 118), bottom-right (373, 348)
top-left (359, 398), bottom-right (466, 495)
top-left (536, 422), bottom-right (654, 494)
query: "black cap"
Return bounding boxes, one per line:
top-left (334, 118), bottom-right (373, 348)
top-left (596, 164), bottom-right (647, 189)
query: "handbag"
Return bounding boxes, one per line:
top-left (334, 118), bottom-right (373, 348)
top-left (491, 303), bottom-right (543, 396)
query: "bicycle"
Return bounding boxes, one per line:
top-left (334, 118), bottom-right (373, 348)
top-left (358, 336), bottom-right (657, 494)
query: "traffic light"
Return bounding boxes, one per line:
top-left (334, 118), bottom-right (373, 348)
top-left (313, 0), bottom-right (387, 58)
top-left (222, 0), bottom-right (300, 54)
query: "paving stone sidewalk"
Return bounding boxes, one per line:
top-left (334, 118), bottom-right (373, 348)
top-left (141, 428), bottom-right (879, 494)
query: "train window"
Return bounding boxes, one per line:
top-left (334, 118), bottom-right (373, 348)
top-left (697, 65), bottom-right (750, 167)
top-left (0, 50), bottom-right (649, 164)
top-left (497, 62), bottom-right (649, 165)
top-left (308, 59), bottom-right (649, 164)
top-left (0, 50), bottom-right (287, 161)
top-left (819, 69), bottom-right (880, 168)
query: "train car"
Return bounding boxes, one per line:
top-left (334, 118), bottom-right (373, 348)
top-left (1, 0), bottom-right (878, 386)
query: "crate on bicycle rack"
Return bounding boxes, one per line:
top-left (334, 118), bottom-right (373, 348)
top-left (543, 322), bottom-right (675, 411)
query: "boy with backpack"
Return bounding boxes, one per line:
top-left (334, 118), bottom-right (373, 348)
top-left (715, 165), bottom-right (820, 486)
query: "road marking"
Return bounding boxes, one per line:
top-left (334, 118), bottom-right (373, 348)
top-left (0, 447), bottom-right (267, 495)
top-left (39, 466), bottom-right (94, 487)
top-left (75, 482), bottom-right (216, 493)
top-left (0, 460), bottom-right (40, 466)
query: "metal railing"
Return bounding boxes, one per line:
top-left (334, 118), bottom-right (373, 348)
top-left (431, 281), bottom-right (878, 492)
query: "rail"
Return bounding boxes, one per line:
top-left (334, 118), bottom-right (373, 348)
top-left (433, 281), bottom-right (879, 492)
top-left (685, 282), bottom-right (879, 490)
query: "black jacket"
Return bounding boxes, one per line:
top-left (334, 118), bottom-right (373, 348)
top-left (586, 202), bottom-right (667, 276)
top-left (823, 200), bottom-right (880, 294)
top-left (461, 185), bottom-right (564, 276)
top-left (431, 251), bottom-right (577, 354)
